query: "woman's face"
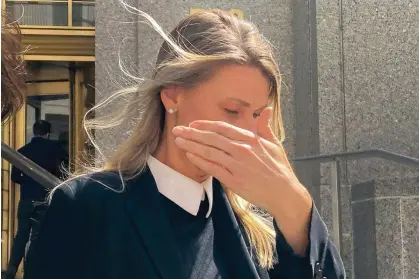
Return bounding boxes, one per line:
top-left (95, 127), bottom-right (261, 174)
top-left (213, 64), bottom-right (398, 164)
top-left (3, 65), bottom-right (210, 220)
top-left (162, 64), bottom-right (271, 134)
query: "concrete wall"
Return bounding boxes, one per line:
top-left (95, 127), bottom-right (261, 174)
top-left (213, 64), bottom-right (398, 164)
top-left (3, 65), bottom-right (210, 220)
top-left (95, 0), bottom-right (139, 156)
top-left (317, 0), bottom-right (419, 184)
top-left (351, 178), bottom-right (419, 279)
top-left (317, 2), bottom-right (418, 278)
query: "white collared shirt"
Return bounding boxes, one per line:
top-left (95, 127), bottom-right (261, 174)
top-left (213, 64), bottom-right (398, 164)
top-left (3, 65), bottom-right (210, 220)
top-left (147, 156), bottom-right (213, 218)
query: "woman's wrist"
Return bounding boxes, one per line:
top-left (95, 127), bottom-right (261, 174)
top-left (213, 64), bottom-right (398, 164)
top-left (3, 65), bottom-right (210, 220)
top-left (270, 182), bottom-right (313, 256)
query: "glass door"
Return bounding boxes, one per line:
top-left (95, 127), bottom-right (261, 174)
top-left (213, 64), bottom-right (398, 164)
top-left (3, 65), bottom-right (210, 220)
top-left (25, 94), bottom-right (70, 147)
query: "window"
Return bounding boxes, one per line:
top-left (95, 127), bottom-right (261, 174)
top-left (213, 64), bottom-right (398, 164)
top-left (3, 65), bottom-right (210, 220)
top-left (6, 0), bottom-right (95, 28)
top-left (72, 0), bottom-right (95, 27)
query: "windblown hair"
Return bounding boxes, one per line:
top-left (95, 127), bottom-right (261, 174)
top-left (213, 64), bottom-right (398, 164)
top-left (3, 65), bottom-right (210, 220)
top-left (1, 10), bottom-right (26, 121)
top-left (77, 6), bottom-right (286, 268)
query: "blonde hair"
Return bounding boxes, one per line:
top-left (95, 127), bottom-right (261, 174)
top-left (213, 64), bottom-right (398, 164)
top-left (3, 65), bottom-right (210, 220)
top-left (79, 6), bottom-right (286, 269)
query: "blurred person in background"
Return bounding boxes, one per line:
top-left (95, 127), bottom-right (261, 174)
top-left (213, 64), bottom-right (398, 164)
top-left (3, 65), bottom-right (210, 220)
top-left (5, 120), bottom-right (67, 279)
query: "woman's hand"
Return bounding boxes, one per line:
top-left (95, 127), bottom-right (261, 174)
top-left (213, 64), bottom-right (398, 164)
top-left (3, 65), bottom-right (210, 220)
top-left (172, 108), bottom-right (313, 256)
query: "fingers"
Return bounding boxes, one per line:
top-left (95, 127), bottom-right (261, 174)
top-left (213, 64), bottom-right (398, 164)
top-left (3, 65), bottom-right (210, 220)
top-left (173, 120), bottom-right (291, 173)
top-left (174, 137), bottom-right (238, 170)
top-left (257, 107), bottom-right (280, 144)
top-left (173, 126), bottom-right (250, 157)
top-left (185, 152), bottom-right (234, 185)
top-left (262, 140), bottom-right (293, 171)
top-left (188, 121), bottom-right (258, 143)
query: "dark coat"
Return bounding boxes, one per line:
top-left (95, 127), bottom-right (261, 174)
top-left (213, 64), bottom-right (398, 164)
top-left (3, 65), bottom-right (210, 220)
top-left (11, 137), bottom-right (68, 201)
top-left (25, 169), bottom-right (345, 279)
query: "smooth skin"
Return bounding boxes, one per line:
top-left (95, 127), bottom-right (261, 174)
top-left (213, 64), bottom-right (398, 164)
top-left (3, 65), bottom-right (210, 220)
top-left (157, 64), bottom-right (312, 256)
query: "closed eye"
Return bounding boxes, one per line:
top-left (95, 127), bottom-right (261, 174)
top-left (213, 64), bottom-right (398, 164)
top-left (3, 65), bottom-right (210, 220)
top-left (224, 108), bottom-right (239, 115)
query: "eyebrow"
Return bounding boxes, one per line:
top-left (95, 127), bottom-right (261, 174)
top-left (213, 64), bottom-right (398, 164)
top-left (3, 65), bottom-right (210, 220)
top-left (226, 97), bottom-right (268, 111)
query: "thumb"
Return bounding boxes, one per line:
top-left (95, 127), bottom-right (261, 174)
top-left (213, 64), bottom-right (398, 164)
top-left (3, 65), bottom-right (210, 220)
top-left (257, 107), bottom-right (278, 144)
top-left (258, 107), bottom-right (293, 169)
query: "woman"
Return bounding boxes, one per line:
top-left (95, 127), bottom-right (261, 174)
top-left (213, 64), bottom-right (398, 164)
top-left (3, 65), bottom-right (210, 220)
top-left (25, 9), bottom-right (345, 279)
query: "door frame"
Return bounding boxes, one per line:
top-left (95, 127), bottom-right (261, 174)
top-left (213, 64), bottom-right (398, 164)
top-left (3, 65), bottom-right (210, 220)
top-left (1, 61), bottom-right (94, 278)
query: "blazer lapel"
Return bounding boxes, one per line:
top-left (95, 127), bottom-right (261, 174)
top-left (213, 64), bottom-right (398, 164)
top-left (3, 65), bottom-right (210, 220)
top-left (124, 168), bottom-right (185, 279)
top-left (212, 180), bottom-right (261, 279)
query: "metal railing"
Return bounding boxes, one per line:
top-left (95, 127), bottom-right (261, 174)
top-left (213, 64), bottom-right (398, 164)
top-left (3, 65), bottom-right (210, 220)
top-left (293, 148), bottom-right (419, 252)
top-left (1, 143), bottom-right (61, 190)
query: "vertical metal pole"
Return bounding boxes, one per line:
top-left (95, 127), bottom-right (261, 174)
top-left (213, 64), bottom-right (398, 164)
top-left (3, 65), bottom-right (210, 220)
top-left (330, 159), bottom-right (343, 253)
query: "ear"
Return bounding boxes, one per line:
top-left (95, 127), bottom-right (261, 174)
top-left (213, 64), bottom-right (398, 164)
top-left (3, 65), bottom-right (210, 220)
top-left (160, 86), bottom-right (185, 112)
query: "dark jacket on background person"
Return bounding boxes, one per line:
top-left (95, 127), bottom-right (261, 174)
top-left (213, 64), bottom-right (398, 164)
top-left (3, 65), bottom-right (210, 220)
top-left (11, 136), bottom-right (68, 201)
top-left (24, 169), bottom-right (345, 279)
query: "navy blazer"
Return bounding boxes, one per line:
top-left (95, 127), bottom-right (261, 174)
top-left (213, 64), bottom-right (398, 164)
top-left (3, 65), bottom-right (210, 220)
top-left (24, 169), bottom-right (345, 279)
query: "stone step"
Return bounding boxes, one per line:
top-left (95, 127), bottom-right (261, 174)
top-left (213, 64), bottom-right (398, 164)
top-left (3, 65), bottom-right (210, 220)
top-left (319, 176), bottom-right (419, 279)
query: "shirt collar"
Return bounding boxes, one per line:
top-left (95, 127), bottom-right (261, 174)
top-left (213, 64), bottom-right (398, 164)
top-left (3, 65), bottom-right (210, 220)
top-left (147, 156), bottom-right (213, 218)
